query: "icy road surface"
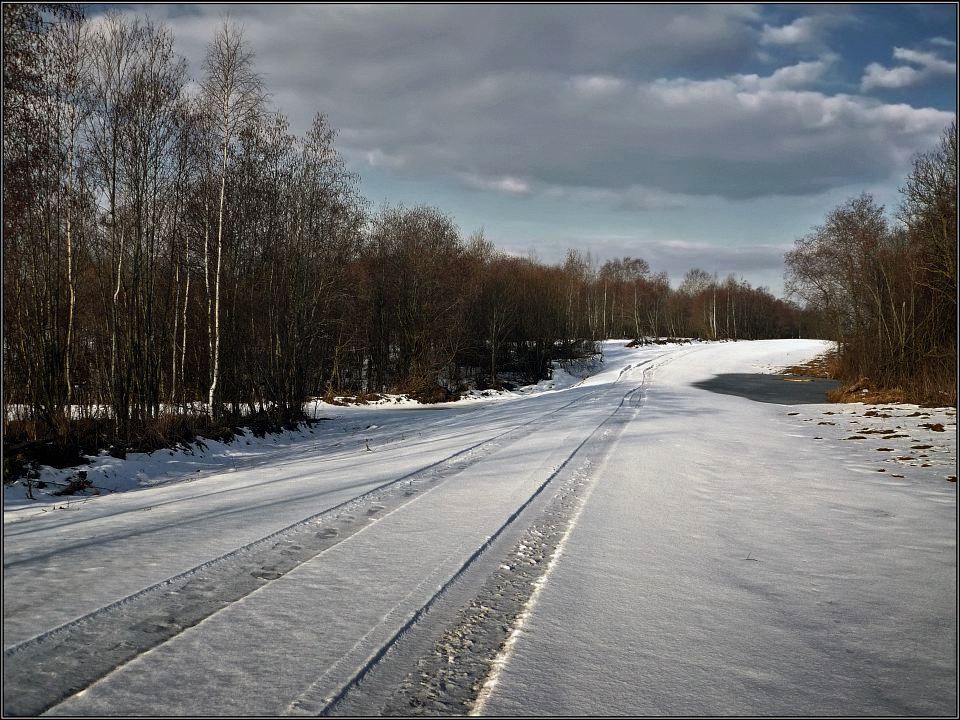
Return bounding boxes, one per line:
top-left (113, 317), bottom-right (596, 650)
top-left (3, 340), bottom-right (956, 716)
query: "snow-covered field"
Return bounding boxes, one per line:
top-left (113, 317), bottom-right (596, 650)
top-left (3, 340), bottom-right (956, 716)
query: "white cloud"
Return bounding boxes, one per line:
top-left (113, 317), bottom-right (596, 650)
top-left (861, 45), bottom-right (955, 91)
top-left (929, 37), bottom-right (957, 48)
top-left (569, 75), bottom-right (626, 96)
top-left (461, 174), bottom-right (532, 195)
top-left (861, 63), bottom-right (924, 90)
top-left (492, 177), bottom-right (531, 194)
top-left (760, 17), bottom-right (818, 46)
top-left (364, 148), bottom-right (407, 169)
top-left (734, 58), bottom-right (834, 92)
top-left (764, 58), bottom-right (833, 88)
top-left (892, 47), bottom-right (955, 74)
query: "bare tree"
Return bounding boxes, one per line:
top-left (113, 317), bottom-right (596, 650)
top-left (786, 128), bottom-right (958, 405)
top-left (200, 20), bottom-right (264, 418)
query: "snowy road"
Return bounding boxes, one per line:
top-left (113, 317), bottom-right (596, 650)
top-left (3, 340), bottom-right (956, 716)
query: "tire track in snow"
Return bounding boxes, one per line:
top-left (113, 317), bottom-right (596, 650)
top-left (318, 352), bottom-right (681, 716)
top-left (3, 355), bottom-right (667, 718)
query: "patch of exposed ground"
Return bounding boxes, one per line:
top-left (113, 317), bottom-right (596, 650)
top-left (783, 403), bottom-right (957, 484)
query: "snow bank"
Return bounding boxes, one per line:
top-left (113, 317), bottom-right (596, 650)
top-left (4, 340), bottom-right (683, 509)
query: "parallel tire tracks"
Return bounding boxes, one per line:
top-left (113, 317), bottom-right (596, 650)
top-left (3, 354), bottom-right (671, 718)
top-left (318, 353), bottom-right (680, 716)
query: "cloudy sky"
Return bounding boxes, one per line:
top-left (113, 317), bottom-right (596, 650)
top-left (98, 3), bottom-right (956, 295)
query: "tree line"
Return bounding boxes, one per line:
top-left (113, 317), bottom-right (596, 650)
top-left (3, 7), bottom-right (810, 466)
top-left (785, 122), bottom-right (957, 406)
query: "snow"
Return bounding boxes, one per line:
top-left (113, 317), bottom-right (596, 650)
top-left (2, 342), bottom-right (676, 646)
top-left (4, 424), bottom-right (328, 507)
top-left (477, 339), bottom-right (957, 716)
top-left (3, 339), bottom-right (955, 716)
top-left (44, 416), bottom-right (595, 716)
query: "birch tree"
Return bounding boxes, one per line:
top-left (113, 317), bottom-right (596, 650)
top-left (199, 20), bottom-right (264, 418)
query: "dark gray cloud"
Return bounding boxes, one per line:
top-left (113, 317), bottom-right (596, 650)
top-left (331, 67), bottom-right (948, 200)
top-left (142, 4), bottom-right (761, 82)
top-left (104, 4), bottom-right (949, 203)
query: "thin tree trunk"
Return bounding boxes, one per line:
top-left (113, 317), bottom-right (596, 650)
top-left (204, 198), bottom-right (213, 412)
top-left (171, 250), bottom-right (180, 404)
top-left (180, 233), bottom-right (191, 406)
top-left (208, 138), bottom-right (227, 417)
top-left (65, 213), bottom-right (75, 409)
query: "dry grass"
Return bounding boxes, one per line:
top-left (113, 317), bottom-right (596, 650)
top-left (827, 382), bottom-right (908, 405)
top-left (783, 349), bottom-right (956, 407)
top-left (826, 375), bottom-right (955, 406)
top-left (781, 351), bottom-right (840, 380)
